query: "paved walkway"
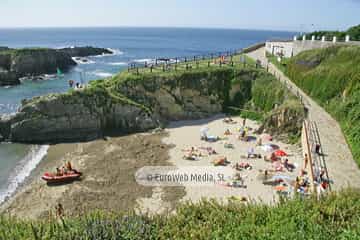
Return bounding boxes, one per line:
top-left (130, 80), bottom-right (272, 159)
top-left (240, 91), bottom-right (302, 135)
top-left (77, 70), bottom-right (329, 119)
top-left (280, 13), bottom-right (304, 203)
top-left (246, 47), bottom-right (360, 190)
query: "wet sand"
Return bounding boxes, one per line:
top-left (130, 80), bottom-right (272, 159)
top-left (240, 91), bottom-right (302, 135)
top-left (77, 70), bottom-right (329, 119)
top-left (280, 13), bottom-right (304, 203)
top-left (0, 132), bottom-right (185, 219)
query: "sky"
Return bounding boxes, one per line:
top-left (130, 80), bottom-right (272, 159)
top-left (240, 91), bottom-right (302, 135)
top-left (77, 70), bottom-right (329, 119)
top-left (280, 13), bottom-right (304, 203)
top-left (0, 0), bottom-right (359, 31)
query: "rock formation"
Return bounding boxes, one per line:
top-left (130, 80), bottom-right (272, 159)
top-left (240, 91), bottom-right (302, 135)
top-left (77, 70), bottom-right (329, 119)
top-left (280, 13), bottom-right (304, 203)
top-left (0, 66), bottom-right (305, 144)
top-left (0, 68), bottom-right (233, 143)
top-left (0, 47), bottom-right (113, 86)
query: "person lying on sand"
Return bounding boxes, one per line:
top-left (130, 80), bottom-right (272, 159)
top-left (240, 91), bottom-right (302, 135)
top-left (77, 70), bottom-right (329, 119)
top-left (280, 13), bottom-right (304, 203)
top-left (234, 162), bottom-right (252, 171)
top-left (283, 159), bottom-right (296, 172)
top-left (213, 156), bottom-right (229, 166)
top-left (199, 147), bottom-right (217, 155)
top-left (223, 117), bottom-right (237, 124)
top-left (224, 142), bottom-right (234, 149)
top-left (182, 147), bottom-right (202, 157)
top-left (264, 152), bottom-right (280, 162)
top-left (202, 135), bottom-right (220, 142)
top-left (247, 148), bottom-right (262, 159)
top-left (229, 173), bottom-right (247, 188)
top-left (272, 162), bottom-right (284, 172)
top-left (224, 129), bottom-right (232, 135)
top-left (183, 153), bottom-right (198, 161)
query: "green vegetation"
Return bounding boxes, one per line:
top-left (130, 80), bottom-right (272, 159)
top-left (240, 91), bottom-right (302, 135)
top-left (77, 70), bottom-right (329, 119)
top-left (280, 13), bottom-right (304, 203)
top-left (284, 45), bottom-right (360, 164)
top-left (1, 189), bottom-right (360, 239)
top-left (306, 24), bottom-right (360, 41)
top-left (0, 47), bottom-right (52, 56)
top-left (266, 52), bottom-right (290, 73)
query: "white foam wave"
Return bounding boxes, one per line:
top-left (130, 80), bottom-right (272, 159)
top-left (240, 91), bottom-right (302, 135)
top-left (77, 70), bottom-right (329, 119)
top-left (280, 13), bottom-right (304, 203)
top-left (107, 48), bottom-right (124, 55)
top-left (93, 48), bottom-right (124, 58)
top-left (92, 70), bottom-right (114, 78)
top-left (0, 145), bottom-right (49, 204)
top-left (134, 58), bottom-right (155, 64)
top-left (108, 62), bottom-right (127, 66)
top-left (72, 57), bottom-right (95, 65)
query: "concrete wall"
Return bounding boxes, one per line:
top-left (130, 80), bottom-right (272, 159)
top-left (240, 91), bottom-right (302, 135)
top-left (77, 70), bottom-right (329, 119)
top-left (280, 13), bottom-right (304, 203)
top-left (265, 41), bottom-right (294, 58)
top-left (266, 39), bottom-right (360, 58)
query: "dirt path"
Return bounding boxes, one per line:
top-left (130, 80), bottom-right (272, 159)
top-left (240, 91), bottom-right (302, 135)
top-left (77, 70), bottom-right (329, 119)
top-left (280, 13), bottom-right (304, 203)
top-left (246, 47), bottom-right (360, 190)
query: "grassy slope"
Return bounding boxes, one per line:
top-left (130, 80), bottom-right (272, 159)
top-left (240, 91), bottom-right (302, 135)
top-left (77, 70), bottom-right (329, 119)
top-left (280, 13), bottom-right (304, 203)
top-left (285, 46), bottom-right (360, 164)
top-left (1, 190), bottom-right (360, 239)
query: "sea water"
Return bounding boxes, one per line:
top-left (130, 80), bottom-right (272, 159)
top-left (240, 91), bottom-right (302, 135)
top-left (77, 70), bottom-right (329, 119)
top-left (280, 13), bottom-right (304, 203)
top-left (0, 27), bottom-right (296, 203)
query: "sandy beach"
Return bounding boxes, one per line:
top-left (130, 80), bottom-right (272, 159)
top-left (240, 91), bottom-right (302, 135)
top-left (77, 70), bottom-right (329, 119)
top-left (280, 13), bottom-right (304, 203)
top-left (0, 132), bottom-right (185, 219)
top-left (1, 115), bottom-right (304, 219)
top-left (162, 115), bottom-right (303, 205)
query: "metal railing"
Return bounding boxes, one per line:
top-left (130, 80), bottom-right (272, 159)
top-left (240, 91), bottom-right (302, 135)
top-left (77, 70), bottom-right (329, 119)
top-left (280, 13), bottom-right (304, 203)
top-left (126, 49), bottom-right (263, 75)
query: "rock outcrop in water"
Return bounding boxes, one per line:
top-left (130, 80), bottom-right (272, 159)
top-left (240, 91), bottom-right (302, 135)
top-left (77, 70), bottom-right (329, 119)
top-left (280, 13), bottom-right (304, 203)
top-left (60, 46), bottom-right (113, 57)
top-left (0, 47), bottom-right (112, 86)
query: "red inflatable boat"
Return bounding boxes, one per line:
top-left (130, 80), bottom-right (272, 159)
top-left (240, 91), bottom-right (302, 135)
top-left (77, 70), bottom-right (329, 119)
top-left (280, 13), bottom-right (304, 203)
top-left (42, 171), bottom-right (82, 184)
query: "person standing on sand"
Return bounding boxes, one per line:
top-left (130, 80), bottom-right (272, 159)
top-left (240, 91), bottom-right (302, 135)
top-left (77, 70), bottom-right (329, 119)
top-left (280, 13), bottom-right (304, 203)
top-left (304, 154), bottom-right (309, 169)
top-left (315, 144), bottom-right (321, 155)
top-left (243, 118), bottom-right (246, 127)
top-left (68, 79), bottom-right (74, 88)
top-left (56, 203), bottom-right (64, 218)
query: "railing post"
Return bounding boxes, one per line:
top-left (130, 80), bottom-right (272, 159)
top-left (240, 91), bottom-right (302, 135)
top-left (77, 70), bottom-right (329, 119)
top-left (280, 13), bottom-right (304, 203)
top-left (345, 35), bottom-right (350, 42)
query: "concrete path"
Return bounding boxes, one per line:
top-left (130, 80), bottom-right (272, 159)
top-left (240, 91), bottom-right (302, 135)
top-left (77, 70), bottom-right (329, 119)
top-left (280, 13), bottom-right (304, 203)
top-left (246, 47), bottom-right (360, 190)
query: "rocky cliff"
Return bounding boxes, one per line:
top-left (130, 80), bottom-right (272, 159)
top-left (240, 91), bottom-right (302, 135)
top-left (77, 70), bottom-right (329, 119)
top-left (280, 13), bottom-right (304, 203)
top-left (0, 68), bottom-right (233, 143)
top-left (0, 65), bottom-right (305, 144)
top-left (60, 46), bottom-right (112, 57)
top-left (0, 47), bottom-right (112, 86)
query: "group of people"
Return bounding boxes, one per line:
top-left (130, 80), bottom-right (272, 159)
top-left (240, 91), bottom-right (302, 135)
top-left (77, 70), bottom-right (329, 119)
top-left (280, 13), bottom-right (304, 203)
top-left (56, 161), bottom-right (75, 176)
top-left (68, 80), bottom-right (84, 89)
top-left (182, 147), bottom-right (217, 161)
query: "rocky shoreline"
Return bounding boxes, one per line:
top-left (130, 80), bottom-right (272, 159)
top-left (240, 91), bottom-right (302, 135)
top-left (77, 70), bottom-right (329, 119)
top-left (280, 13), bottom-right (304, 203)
top-left (0, 46), bottom-right (112, 86)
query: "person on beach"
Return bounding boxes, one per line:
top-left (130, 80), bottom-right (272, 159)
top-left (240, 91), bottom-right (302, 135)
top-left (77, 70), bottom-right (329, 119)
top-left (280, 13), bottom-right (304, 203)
top-left (56, 167), bottom-right (62, 176)
top-left (304, 154), bottom-right (309, 169)
top-left (256, 137), bottom-right (262, 146)
top-left (56, 203), bottom-right (64, 218)
top-left (283, 159), bottom-right (295, 172)
top-left (315, 144), bottom-right (321, 155)
top-left (68, 79), bottom-right (74, 88)
top-left (66, 161), bottom-right (72, 171)
top-left (242, 118), bottom-right (246, 127)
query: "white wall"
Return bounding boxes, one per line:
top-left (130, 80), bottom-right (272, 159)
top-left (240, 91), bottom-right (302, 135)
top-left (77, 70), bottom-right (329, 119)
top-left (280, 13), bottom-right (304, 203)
top-left (265, 41), bottom-right (294, 58)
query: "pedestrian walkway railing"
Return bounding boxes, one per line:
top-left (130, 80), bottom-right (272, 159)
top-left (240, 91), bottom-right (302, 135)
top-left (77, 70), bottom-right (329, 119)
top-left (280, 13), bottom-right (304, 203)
top-left (126, 49), bottom-right (263, 75)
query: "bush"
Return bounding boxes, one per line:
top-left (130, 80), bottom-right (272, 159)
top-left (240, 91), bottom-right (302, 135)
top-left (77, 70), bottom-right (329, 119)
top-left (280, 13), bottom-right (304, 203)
top-left (286, 45), bottom-right (360, 164)
top-left (1, 190), bottom-right (360, 239)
